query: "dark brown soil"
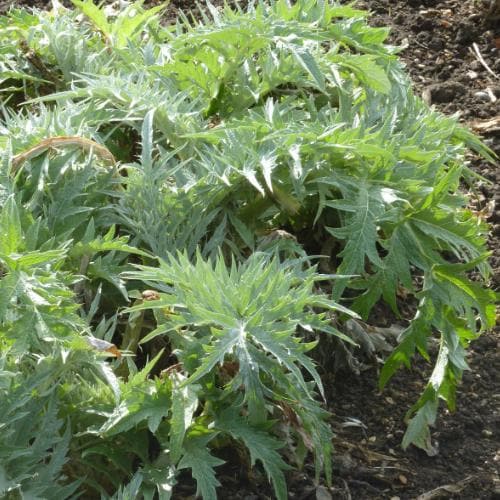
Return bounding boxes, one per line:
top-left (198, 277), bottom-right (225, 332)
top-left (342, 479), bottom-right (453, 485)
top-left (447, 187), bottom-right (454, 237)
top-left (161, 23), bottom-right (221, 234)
top-left (2, 0), bottom-right (499, 498)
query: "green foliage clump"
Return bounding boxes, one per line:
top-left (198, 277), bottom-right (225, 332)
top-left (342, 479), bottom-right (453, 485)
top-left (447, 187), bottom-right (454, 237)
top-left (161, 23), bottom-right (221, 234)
top-left (0, 0), bottom-right (496, 497)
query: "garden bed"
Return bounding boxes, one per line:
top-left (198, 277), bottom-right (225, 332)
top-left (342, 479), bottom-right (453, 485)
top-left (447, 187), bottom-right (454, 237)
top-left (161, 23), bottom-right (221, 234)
top-left (1, 1), bottom-right (498, 499)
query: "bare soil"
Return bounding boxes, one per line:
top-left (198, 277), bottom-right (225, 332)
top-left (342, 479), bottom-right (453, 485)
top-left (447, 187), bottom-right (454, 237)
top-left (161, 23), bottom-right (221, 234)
top-left (2, 0), bottom-right (499, 498)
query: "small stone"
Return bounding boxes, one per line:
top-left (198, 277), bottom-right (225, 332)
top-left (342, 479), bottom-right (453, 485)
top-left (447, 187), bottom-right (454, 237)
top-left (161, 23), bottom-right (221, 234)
top-left (474, 91), bottom-right (491, 102)
top-left (399, 475), bottom-right (408, 485)
top-left (368, 436), bottom-right (377, 443)
top-left (315, 486), bottom-right (332, 500)
top-left (482, 429), bottom-right (493, 438)
top-left (467, 70), bottom-right (479, 79)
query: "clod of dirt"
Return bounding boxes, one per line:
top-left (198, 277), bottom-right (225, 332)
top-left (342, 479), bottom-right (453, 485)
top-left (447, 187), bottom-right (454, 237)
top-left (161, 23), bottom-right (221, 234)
top-left (425, 81), bottom-right (468, 104)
